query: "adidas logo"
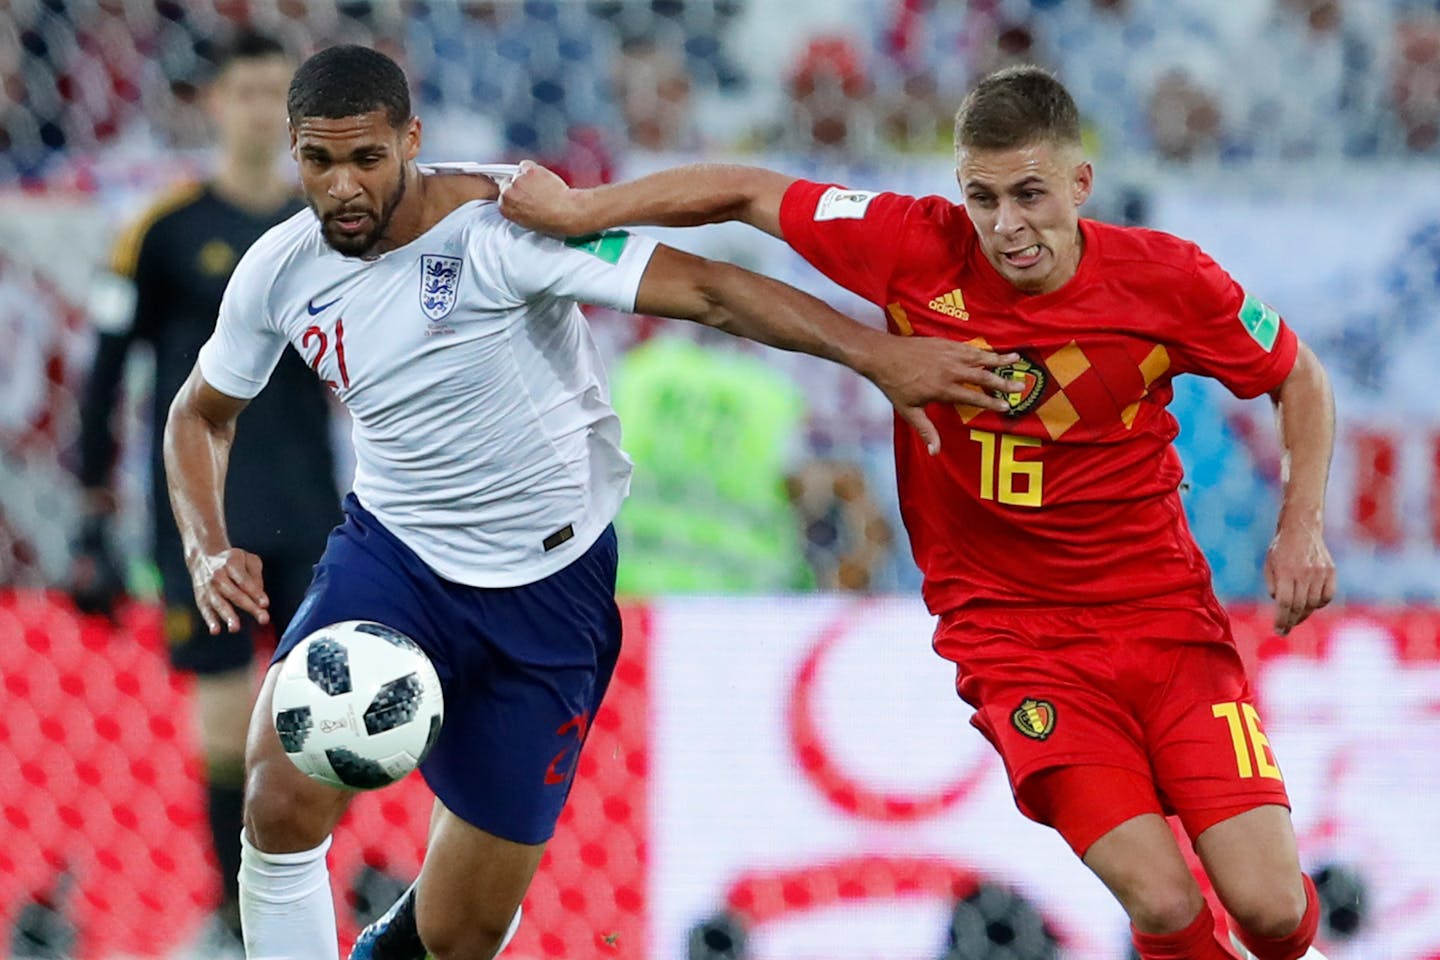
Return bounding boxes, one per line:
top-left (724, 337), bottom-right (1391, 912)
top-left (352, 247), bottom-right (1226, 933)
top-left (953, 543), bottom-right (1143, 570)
top-left (928, 289), bottom-right (970, 321)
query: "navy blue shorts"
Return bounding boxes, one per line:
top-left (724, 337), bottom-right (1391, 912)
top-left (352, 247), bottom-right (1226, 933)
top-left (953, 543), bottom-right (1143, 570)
top-left (275, 494), bottom-right (622, 845)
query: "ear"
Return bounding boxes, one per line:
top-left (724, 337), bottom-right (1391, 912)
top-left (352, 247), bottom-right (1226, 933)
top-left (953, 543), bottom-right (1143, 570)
top-left (288, 123), bottom-right (299, 159)
top-left (1072, 160), bottom-right (1094, 207)
top-left (403, 116), bottom-right (422, 162)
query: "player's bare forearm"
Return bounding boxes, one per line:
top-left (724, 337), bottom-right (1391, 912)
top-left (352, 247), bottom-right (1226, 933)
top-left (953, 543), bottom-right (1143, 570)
top-left (501, 160), bottom-right (793, 239)
top-left (164, 367), bottom-right (269, 632)
top-left (164, 368), bottom-right (239, 562)
top-left (1264, 341), bottom-right (1337, 633)
top-left (1272, 342), bottom-right (1334, 525)
top-left (635, 246), bottom-right (1022, 452)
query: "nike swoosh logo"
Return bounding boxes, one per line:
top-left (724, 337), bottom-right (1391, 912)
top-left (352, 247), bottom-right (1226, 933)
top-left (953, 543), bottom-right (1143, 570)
top-left (306, 296), bottom-right (341, 315)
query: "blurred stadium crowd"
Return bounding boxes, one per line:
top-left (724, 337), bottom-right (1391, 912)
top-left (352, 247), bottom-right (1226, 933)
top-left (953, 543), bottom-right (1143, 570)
top-left (4, 0), bottom-right (1440, 602)
top-left (8, 0), bottom-right (1440, 183)
top-left (0, 5), bottom-right (1432, 959)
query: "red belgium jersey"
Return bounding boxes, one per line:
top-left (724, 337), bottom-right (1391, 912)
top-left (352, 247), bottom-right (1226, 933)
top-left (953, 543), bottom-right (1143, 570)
top-left (779, 180), bottom-right (1298, 614)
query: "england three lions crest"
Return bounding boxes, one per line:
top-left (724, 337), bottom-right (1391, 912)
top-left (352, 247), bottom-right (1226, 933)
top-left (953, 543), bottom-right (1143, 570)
top-left (419, 255), bottom-right (462, 321)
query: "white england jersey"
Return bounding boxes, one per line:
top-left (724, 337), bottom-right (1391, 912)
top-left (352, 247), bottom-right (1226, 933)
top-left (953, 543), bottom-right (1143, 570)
top-left (197, 175), bottom-right (658, 587)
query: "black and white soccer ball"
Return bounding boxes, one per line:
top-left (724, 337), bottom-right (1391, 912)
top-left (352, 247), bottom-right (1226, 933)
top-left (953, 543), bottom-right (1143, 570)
top-left (271, 620), bottom-right (443, 790)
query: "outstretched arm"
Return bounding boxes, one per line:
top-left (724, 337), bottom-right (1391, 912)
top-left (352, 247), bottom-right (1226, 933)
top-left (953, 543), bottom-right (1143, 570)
top-left (501, 160), bottom-right (794, 238)
top-left (163, 365), bottom-right (269, 634)
top-left (1264, 341), bottom-right (1337, 635)
top-left (634, 245), bottom-right (1023, 454)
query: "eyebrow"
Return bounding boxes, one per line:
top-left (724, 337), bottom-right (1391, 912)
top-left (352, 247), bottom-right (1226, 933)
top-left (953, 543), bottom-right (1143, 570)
top-left (298, 143), bottom-right (391, 160)
top-left (964, 174), bottom-right (1046, 193)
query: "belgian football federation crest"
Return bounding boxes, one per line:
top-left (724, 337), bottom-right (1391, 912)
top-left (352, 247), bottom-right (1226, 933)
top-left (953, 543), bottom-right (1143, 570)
top-left (1011, 697), bottom-right (1056, 740)
top-left (994, 355), bottom-right (1048, 416)
top-left (419, 255), bottom-right (462, 321)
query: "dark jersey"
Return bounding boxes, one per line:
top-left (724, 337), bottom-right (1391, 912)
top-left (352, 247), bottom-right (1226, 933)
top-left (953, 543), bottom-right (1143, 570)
top-left (77, 183), bottom-right (340, 560)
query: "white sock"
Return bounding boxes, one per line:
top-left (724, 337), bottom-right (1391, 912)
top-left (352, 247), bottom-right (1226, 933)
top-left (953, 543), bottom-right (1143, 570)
top-left (239, 832), bottom-right (337, 960)
top-left (496, 904), bottom-right (522, 955)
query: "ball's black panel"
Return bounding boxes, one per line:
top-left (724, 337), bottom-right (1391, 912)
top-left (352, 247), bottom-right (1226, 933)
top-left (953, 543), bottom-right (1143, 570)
top-left (364, 672), bottom-right (424, 735)
top-left (354, 621), bottom-right (422, 653)
top-left (326, 748), bottom-right (397, 789)
top-left (420, 713), bottom-right (442, 763)
top-left (275, 706), bottom-right (313, 753)
top-left (307, 635), bottom-right (352, 695)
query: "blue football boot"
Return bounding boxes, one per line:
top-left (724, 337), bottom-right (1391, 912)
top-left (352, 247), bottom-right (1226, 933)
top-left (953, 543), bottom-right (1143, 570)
top-left (349, 883), bottom-right (427, 960)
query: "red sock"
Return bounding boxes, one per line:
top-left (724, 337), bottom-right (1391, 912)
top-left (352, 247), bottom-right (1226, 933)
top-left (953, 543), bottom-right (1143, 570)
top-left (1232, 874), bottom-right (1320, 960)
top-left (1132, 902), bottom-right (1236, 960)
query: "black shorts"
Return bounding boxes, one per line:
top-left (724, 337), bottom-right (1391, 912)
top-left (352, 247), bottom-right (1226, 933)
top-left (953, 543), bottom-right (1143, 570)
top-left (158, 549), bottom-right (317, 675)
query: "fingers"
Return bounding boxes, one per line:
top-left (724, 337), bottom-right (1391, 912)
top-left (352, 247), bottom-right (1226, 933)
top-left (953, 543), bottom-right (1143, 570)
top-left (195, 552), bottom-right (269, 634)
top-left (965, 348), bottom-right (1021, 368)
top-left (1271, 569), bottom-right (1335, 636)
top-left (1272, 573), bottom-right (1298, 635)
top-left (900, 407), bottom-right (941, 455)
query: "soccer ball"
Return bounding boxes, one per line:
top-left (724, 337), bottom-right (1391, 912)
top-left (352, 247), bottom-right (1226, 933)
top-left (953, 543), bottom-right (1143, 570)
top-left (271, 620), bottom-right (444, 790)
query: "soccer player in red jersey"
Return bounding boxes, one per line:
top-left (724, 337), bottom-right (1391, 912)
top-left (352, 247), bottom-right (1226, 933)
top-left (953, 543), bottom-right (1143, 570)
top-left (499, 66), bottom-right (1336, 960)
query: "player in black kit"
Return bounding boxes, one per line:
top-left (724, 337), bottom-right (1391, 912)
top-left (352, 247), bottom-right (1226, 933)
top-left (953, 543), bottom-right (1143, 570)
top-left (69, 32), bottom-right (340, 953)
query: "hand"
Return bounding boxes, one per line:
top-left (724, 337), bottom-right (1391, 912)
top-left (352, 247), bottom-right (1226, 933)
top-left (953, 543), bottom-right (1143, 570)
top-left (67, 516), bottom-right (126, 621)
top-left (497, 159), bottom-right (584, 236)
top-left (187, 546), bottom-right (269, 635)
top-left (864, 337), bottom-right (1024, 454)
top-left (1264, 513), bottom-right (1336, 636)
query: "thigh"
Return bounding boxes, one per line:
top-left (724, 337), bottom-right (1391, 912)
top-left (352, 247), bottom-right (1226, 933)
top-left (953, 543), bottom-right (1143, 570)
top-left (1082, 812), bottom-right (1207, 935)
top-left (934, 613), bottom-right (1154, 807)
top-left (1193, 804), bottom-right (1306, 934)
top-left (1138, 637), bottom-right (1291, 832)
top-left (243, 662), bottom-right (353, 852)
top-left (422, 527), bottom-right (623, 845)
top-left (415, 798), bottom-right (543, 958)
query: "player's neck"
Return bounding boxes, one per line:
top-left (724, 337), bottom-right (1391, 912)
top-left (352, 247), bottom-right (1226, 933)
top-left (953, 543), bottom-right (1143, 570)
top-left (212, 156), bottom-right (293, 215)
top-left (370, 166), bottom-right (498, 257)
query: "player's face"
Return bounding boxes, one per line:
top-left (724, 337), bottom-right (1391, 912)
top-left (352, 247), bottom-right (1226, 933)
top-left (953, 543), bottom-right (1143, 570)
top-left (957, 140), bottom-right (1093, 295)
top-left (210, 55), bottom-right (293, 165)
top-left (291, 110), bottom-right (421, 257)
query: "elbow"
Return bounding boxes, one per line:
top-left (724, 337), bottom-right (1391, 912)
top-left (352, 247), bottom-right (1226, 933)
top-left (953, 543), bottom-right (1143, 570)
top-left (691, 263), bottom-right (745, 334)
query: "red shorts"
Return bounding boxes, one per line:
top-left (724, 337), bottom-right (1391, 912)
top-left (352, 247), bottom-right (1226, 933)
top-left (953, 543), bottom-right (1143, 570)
top-left (933, 592), bottom-right (1290, 853)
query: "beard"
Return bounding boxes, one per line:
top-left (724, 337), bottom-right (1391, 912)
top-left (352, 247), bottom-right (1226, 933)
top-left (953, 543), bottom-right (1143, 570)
top-left (315, 166), bottom-right (408, 257)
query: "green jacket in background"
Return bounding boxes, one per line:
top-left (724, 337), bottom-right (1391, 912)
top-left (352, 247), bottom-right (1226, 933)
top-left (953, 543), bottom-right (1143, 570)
top-left (613, 337), bottom-right (811, 594)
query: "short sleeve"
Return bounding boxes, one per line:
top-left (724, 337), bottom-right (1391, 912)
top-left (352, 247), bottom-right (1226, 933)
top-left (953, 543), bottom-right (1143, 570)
top-left (1170, 248), bottom-right (1298, 399)
top-left (778, 180), bottom-right (916, 306)
top-left (197, 244), bottom-right (287, 400)
top-left (493, 222), bottom-right (659, 311)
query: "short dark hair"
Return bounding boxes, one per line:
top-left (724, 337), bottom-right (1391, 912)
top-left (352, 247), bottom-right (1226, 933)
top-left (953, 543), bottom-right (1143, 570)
top-left (287, 45), bottom-right (411, 128)
top-left (954, 65), bottom-right (1081, 152)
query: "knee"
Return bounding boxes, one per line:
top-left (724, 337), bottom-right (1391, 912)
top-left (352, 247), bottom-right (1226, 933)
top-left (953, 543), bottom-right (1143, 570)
top-left (418, 914), bottom-right (510, 960)
top-left (1228, 878), bottom-right (1308, 941)
top-left (241, 759), bottom-right (340, 852)
top-left (1125, 882), bottom-right (1207, 935)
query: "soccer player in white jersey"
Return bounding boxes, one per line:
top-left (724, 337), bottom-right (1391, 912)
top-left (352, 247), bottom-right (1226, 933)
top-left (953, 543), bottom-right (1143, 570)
top-left (162, 45), bottom-right (1025, 960)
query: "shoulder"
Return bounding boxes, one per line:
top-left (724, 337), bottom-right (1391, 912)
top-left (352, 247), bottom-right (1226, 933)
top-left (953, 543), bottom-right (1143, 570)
top-left (890, 193), bottom-right (976, 268)
top-left (1090, 220), bottom-right (1209, 281)
top-left (108, 181), bottom-right (206, 276)
top-left (421, 163), bottom-right (504, 213)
